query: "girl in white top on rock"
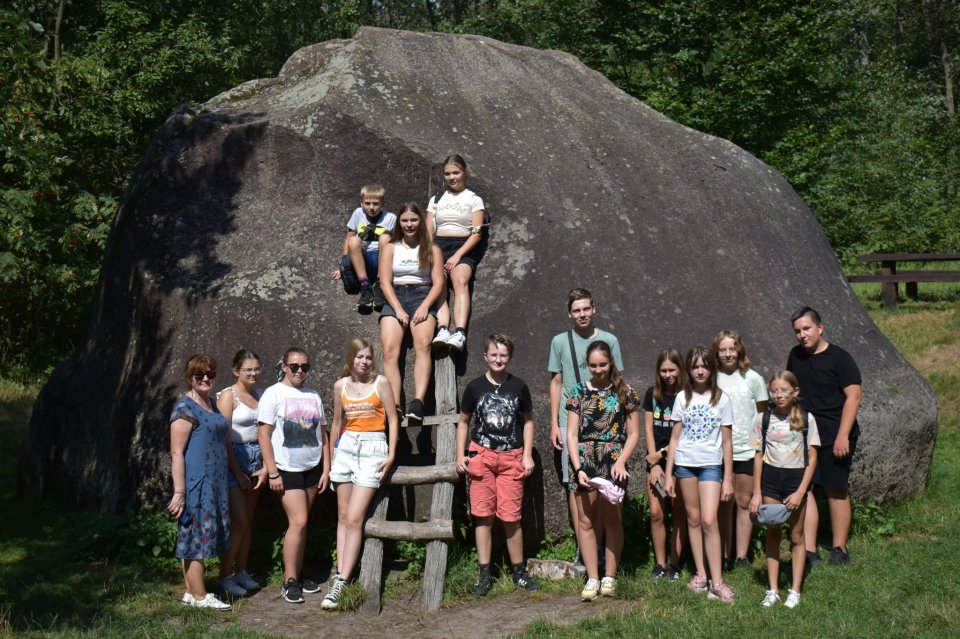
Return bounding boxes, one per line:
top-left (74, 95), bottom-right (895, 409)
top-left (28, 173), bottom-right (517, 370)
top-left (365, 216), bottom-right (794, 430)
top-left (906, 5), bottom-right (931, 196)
top-left (378, 202), bottom-right (445, 424)
top-left (217, 349), bottom-right (266, 597)
top-left (426, 154), bottom-right (487, 352)
top-left (712, 330), bottom-right (769, 571)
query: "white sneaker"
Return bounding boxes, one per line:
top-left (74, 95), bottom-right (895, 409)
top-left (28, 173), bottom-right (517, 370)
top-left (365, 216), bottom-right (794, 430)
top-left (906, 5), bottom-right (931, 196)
top-left (221, 575), bottom-right (247, 597)
top-left (761, 590), bottom-right (781, 607)
top-left (432, 327), bottom-right (452, 346)
top-left (234, 570), bottom-right (259, 590)
top-left (445, 330), bottom-right (466, 351)
top-left (599, 576), bottom-right (617, 597)
top-left (181, 592), bottom-right (196, 606)
top-left (193, 593), bottom-right (232, 610)
top-left (322, 578), bottom-right (346, 610)
top-left (784, 589), bottom-right (801, 609)
top-left (581, 578), bottom-right (600, 602)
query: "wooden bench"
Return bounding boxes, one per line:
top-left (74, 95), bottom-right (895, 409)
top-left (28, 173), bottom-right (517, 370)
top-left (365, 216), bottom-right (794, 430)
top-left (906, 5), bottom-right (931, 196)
top-left (847, 253), bottom-right (960, 307)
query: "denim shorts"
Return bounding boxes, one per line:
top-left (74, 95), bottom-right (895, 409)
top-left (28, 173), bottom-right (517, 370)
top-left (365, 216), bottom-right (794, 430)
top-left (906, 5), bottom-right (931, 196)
top-left (380, 283), bottom-right (438, 320)
top-left (329, 430), bottom-right (389, 489)
top-left (228, 441), bottom-right (263, 489)
top-left (675, 464), bottom-right (723, 483)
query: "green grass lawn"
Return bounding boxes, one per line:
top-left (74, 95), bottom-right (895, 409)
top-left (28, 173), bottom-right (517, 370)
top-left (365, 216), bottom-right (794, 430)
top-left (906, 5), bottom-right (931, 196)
top-left (1, 302), bottom-right (958, 638)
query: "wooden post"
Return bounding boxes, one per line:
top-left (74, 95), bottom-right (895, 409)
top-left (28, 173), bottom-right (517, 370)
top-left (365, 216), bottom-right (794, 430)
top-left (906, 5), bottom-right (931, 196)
top-left (359, 488), bottom-right (390, 615)
top-left (880, 259), bottom-right (898, 308)
top-left (421, 352), bottom-right (457, 613)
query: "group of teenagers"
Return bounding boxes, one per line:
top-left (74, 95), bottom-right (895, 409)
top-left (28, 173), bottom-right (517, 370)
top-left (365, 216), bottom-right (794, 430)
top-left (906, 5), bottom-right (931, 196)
top-left (166, 154), bottom-right (863, 612)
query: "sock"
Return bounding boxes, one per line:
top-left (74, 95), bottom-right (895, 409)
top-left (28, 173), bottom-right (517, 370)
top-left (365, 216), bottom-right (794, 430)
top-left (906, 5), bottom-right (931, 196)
top-left (438, 325), bottom-right (448, 332)
top-left (478, 563), bottom-right (490, 575)
top-left (511, 562), bottom-right (526, 577)
top-left (454, 327), bottom-right (466, 336)
top-left (359, 276), bottom-right (369, 287)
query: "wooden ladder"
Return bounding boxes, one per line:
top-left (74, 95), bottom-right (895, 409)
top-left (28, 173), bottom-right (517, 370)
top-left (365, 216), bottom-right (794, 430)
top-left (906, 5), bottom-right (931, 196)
top-left (358, 353), bottom-right (460, 614)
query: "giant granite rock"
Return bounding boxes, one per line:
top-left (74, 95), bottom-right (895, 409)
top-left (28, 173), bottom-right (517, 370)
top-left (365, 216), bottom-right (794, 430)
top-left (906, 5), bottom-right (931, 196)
top-left (20, 28), bottom-right (937, 534)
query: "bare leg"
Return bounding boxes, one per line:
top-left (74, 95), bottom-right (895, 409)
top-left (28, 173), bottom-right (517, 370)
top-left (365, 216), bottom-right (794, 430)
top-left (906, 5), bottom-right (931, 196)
top-left (338, 483), bottom-right (378, 580)
top-left (504, 520), bottom-right (524, 565)
top-left (183, 558), bottom-right (207, 598)
top-left (600, 500), bottom-right (624, 578)
top-left (575, 491), bottom-right (600, 580)
top-left (698, 480), bottom-right (723, 586)
top-left (410, 317), bottom-right (437, 401)
top-left (474, 515), bottom-right (494, 564)
top-left (449, 263), bottom-right (473, 330)
top-left (826, 488), bottom-right (852, 551)
top-left (281, 486), bottom-right (318, 581)
top-left (789, 499), bottom-right (808, 592)
top-left (804, 491), bottom-right (819, 553)
top-left (734, 472), bottom-right (755, 558)
top-left (679, 478), bottom-right (705, 578)
top-left (648, 482), bottom-right (668, 567)
top-left (346, 235), bottom-right (369, 280)
top-left (236, 488), bottom-right (260, 573)
top-left (380, 318), bottom-right (405, 404)
top-left (718, 498), bottom-right (733, 564)
top-left (763, 496), bottom-right (783, 591)
top-left (670, 491), bottom-right (687, 567)
top-left (220, 485), bottom-right (249, 578)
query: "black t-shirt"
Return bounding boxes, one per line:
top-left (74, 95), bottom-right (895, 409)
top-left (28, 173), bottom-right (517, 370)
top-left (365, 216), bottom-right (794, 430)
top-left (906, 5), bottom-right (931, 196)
top-left (642, 386), bottom-right (677, 450)
top-left (461, 373), bottom-right (533, 451)
top-left (787, 343), bottom-right (862, 445)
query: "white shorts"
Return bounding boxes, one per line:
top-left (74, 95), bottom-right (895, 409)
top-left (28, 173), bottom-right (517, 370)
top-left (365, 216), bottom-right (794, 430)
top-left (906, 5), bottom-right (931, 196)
top-left (329, 430), bottom-right (388, 489)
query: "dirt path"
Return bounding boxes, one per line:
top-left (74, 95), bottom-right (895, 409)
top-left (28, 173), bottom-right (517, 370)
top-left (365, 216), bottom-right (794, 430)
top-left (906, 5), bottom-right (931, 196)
top-left (235, 583), bottom-right (640, 639)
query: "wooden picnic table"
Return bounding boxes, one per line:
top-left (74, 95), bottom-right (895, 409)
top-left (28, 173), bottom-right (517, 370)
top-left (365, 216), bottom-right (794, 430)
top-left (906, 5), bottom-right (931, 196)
top-left (848, 252), bottom-right (960, 308)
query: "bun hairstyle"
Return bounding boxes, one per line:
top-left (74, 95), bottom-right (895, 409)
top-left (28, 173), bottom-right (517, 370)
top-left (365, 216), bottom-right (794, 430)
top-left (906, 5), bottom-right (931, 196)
top-left (390, 202), bottom-right (433, 269)
top-left (341, 338), bottom-right (376, 378)
top-left (711, 329), bottom-right (751, 373)
top-left (441, 154), bottom-right (468, 176)
top-left (683, 345), bottom-right (721, 406)
top-left (769, 371), bottom-right (805, 431)
top-left (586, 341), bottom-right (630, 407)
top-left (231, 348), bottom-right (260, 371)
top-left (653, 348), bottom-right (686, 402)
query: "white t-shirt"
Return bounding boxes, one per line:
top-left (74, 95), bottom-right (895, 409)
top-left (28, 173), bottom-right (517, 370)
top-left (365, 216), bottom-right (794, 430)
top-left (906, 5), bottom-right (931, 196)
top-left (716, 369), bottom-right (769, 461)
top-left (672, 391), bottom-right (734, 467)
top-left (391, 241), bottom-right (431, 285)
top-left (257, 383), bottom-right (326, 472)
top-left (428, 189), bottom-right (484, 236)
top-left (753, 410), bottom-right (821, 469)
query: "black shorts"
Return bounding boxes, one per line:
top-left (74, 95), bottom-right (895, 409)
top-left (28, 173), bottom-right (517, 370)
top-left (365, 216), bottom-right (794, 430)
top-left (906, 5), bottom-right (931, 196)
top-left (814, 438), bottom-right (856, 491)
top-left (732, 459), bottom-right (755, 476)
top-left (434, 236), bottom-right (485, 275)
top-left (279, 464), bottom-right (321, 491)
top-left (761, 464), bottom-right (806, 501)
top-left (380, 283), bottom-right (439, 320)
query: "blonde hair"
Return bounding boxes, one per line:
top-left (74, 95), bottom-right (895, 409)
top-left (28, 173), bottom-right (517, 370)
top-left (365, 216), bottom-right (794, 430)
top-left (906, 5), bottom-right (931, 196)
top-left (340, 338), bottom-right (377, 378)
top-left (360, 184), bottom-right (385, 200)
top-left (769, 371), bottom-right (805, 431)
top-left (711, 329), bottom-right (751, 373)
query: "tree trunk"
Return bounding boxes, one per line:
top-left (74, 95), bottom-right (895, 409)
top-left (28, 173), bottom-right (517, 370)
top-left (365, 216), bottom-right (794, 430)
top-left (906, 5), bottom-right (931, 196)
top-left (49, 0), bottom-right (65, 110)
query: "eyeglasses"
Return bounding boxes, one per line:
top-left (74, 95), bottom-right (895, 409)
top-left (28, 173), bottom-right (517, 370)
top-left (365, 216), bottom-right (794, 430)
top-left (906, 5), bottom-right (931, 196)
top-left (240, 367), bottom-right (262, 374)
top-left (287, 363), bottom-right (311, 373)
top-left (191, 372), bottom-right (216, 381)
top-left (769, 390), bottom-right (795, 398)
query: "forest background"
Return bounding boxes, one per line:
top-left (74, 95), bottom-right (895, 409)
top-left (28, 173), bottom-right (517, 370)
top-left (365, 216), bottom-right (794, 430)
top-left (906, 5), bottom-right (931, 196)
top-left (2, 0), bottom-right (958, 382)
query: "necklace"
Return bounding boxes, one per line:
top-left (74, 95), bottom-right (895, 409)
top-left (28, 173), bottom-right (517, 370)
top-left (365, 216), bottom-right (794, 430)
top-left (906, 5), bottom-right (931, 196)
top-left (485, 372), bottom-right (505, 393)
top-left (188, 390), bottom-right (212, 411)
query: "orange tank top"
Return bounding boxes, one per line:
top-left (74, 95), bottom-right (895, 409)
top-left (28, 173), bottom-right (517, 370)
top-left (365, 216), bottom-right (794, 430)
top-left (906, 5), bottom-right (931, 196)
top-left (341, 376), bottom-right (386, 433)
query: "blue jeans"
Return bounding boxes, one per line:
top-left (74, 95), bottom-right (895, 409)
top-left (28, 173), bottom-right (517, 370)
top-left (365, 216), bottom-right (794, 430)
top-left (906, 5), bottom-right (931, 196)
top-left (674, 464), bottom-right (722, 483)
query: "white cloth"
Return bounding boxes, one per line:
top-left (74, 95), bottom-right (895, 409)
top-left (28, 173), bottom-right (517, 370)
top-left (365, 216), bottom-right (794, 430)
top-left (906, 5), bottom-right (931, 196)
top-left (672, 391), bottom-right (734, 467)
top-left (257, 383), bottom-right (326, 472)
top-left (220, 386), bottom-right (261, 443)
top-left (716, 369), bottom-right (769, 461)
top-left (753, 411), bottom-right (821, 469)
top-left (428, 189), bottom-right (484, 236)
top-left (391, 241), bottom-right (431, 285)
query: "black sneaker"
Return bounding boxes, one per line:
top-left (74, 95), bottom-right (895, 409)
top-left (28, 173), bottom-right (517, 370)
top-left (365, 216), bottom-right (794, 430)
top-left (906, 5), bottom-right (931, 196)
top-left (281, 577), bottom-right (304, 604)
top-left (722, 557), bottom-right (734, 573)
top-left (406, 398), bottom-right (424, 424)
top-left (473, 571), bottom-right (492, 596)
top-left (372, 282), bottom-right (385, 311)
top-left (651, 564), bottom-right (667, 578)
top-left (666, 564), bottom-right (681, 581)
top-left (513, 569), bottom-right (541, 591)
top-left (357, 285), bottom-right (374, 311)
top-left (300, 575), bottom-right (321, 594)
top-left (806, 549), bottom-right (822, 569)
top-left (735, 556), bottom-right (751, 569)
top-left (829, 546), bottom-right (851, 565)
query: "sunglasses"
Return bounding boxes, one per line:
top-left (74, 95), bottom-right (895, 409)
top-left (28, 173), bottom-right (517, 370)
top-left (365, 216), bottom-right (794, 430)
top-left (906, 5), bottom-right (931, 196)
top-left (191, 371), bottom-right (216, 381)
top-left (287, 363), bottom-right (311, 373)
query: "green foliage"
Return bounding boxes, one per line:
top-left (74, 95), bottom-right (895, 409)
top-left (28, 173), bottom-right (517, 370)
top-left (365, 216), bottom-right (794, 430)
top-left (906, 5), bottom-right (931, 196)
top-left (535, 531), bottom-right (578, 562)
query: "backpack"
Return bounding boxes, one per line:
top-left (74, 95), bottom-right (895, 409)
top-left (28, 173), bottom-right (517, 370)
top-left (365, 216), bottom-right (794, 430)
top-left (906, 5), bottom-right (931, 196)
top-left (761, 408), bottom-right (810, 467)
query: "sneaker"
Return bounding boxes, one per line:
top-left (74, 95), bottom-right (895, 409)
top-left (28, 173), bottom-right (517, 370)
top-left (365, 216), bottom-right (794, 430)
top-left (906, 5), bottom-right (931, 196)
top-left (650, 564), bottom-right (667, 578)
top-left (686, 573), bottom-right (709, 593)
top-left (761, 590), bottom-right (781, 607)
top-left (372, 282), bottom-right (385, 311)
top-left (234, 570), bottom-right (259, 591)
top-left (405, 398), bottom-right (424, 424)
top-left (432, 327), bottom-right (452, 346)
top-left (735, 556), bottom-right (751, 569)
top-left (445, 330), bottom-right (466, 351)
top-left (581, 578), bottom-right (600, 602)
top-left (300, 575), bottom-right (322, 594)
top-left (357, 285), bottom-right (374, 311)
top-left (721, 557), bottom-right (734, 573)
top-left (181, 592), bottom-right (196, 606)
top-left (806, 549), bottom-right (822, 569)
top-left (666, 565), bottom-right (681, 581)
top-left (784, 589), bottom-right (802, 609)
top-left (281, 577), bottom-right (304, 604)
top-left (321, 578), bottom-right (346, 610)
top-left (473, 571), bottom-right (492, 596)
top-left (600, 576), bottom-right (617, 597)
top-left (708, 581), bottom-right (735, 603)
top-left (221, 575), bottom-right (247, 598)
top-left (829, 546), bottom-right (851, 565)
top-left (193, 593), bottom-right (232, 610)
top-left (513, 569), bottom-right (541, 591)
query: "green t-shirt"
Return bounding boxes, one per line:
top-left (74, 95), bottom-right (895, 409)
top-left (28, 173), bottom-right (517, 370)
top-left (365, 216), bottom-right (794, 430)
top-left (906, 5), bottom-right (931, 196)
top-left (547, 328), bottom-right (623, 428)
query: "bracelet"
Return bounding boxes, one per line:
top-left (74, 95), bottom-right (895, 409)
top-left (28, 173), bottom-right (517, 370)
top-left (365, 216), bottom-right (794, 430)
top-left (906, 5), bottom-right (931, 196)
top-left (268, 473), bottom-right (280, 480)
top-left (574, 467), bottom-right (583, 475)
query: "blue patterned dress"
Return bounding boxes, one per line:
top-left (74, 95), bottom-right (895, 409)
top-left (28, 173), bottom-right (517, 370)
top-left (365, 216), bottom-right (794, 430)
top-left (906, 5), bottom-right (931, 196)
top-left (170, 396), bottom-right (230, 559)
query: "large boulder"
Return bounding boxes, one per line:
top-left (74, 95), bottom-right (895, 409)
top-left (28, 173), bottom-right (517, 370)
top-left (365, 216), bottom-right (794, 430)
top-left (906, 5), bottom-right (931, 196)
top-left (21, 28), bottom-right (936, 535)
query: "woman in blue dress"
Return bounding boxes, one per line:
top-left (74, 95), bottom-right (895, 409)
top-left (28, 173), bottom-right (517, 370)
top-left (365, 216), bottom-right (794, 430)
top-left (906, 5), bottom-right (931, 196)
top-left (166, 354), bottom-right (232, 610)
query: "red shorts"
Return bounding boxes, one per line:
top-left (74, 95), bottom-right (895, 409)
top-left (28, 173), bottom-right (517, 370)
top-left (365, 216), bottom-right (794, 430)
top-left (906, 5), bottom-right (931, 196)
top-left (465, 441), bottom-right (525, 522)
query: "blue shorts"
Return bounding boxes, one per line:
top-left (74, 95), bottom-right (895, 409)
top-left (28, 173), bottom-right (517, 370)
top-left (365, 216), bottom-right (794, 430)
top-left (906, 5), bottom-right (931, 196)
top-left (675, 464), bottom-right (722, 483)
top-left (228, 441), bottom-right (263, 489)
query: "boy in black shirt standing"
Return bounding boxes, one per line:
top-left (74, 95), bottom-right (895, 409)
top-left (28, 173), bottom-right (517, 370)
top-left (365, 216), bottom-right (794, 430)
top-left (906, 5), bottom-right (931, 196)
top-left (787, 307), bottom-right (863, 566)
top-left (456, 334), bottom-right (540, 595)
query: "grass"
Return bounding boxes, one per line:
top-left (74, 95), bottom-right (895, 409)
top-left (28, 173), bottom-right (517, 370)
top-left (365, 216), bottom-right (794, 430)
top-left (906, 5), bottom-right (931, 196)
top-left (1, 300), bottom-right (958, 637)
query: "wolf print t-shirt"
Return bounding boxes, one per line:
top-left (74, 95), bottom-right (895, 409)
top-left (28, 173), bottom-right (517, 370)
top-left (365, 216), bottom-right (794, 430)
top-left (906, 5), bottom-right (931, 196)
top-left (461, 374), bottom-right (533, 451)
top-left (671, 390), bottom-right (734, 467)
top-left (257, 382), bottom-right (326, 471)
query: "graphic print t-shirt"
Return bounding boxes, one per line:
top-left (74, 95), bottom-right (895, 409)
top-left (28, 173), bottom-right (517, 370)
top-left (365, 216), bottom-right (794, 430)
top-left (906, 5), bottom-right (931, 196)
top-left (671, 391), bottom-right (734, 467)
top-left (643, 386), bottom-right (677, 450)
top-left (257, 383), bottom-right (326, 471)
top-left (752, 411), bottom-right (821, 469)
top-left (461, 374), bottom-right (532, 451)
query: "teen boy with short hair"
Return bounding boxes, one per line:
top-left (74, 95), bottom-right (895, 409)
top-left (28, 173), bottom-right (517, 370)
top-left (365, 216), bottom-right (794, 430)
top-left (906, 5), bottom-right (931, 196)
top-left (330, 184), bottom-right (396, 312)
